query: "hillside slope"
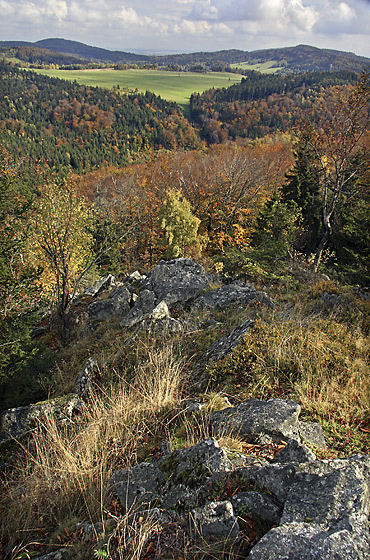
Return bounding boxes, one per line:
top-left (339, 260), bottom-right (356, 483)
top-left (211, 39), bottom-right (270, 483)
top-left (1, 38), bottom-right (370, 73)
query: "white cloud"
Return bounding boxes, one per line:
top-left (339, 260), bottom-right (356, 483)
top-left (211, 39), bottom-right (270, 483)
top-left (45, 0), bottom-right (68, 21)
top-left (285, 0), bottom-right (318, 31)
top-left (0, 0), bottom-right (15, 16)
top-left (0, 0), bottom-right (369, 57)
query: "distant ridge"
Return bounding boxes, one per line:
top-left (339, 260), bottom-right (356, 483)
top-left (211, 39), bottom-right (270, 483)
top-left (1, 38), bottom-right (369, 72)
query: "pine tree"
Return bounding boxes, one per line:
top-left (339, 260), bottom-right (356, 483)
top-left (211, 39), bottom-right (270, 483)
top-left (282, 139), bottom-right (323, 255)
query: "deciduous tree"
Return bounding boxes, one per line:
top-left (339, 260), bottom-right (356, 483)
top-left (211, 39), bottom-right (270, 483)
top-left (159, 189), bottom-right (203, 258)
top-left (299, 73), bottom-right (370, 271)
top-left (30, 178), bottom-right (94, 341)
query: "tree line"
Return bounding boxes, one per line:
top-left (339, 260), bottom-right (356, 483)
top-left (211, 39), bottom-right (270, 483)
top-left (0, 62), bottom-right (200, 173)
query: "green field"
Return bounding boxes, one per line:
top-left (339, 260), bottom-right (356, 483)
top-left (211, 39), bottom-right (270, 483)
top-left (33, 68), bottom-right (244, 109)
top-left (231, 60), bottom-right (284, 74)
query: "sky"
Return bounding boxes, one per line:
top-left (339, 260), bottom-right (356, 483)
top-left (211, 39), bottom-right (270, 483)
top-left (1, 0), bottom-right (370, 58)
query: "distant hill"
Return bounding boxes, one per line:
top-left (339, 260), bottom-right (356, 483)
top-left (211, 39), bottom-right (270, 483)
top-left (0, 38), bottom-right (149, 64)
top-left (1, 38), bottom-right (369, 73)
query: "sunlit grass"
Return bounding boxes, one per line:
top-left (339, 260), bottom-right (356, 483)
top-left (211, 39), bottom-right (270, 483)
top-left (32, 68), bottom-right (244, 110)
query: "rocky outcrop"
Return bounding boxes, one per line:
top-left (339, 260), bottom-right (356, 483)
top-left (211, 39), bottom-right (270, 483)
top-left (210, 398), bottom-right (327, 449)
top-left (82, 259), bottom-right (273, 335)
top-left (73, 357), bottom-right (100, 400)
top-left (192, 284), bottom-right (273, 311)
top-left (86, 285), bottom-right (132, 323)
top-left (121, 258), bottom-right (211, 329)
top-left (144, 258), bottom-right (211, 306)
top-left (110, 438), bottom-right (233, 512)
top-left (248, 456), bottom-right (370, 559)
top-left (0, 394), bottom-right (84, 442)
top-left (108, 400), bottom-right (369, 559)
top-left (84, 273), bottom-right (119, 297)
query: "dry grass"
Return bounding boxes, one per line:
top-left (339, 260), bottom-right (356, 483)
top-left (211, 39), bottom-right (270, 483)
top-left (0, 343), bottom-right (187, 558)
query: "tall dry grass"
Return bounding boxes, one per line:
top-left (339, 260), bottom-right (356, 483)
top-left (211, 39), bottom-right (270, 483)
top-left (0, 343), bottom-right (186, 558)
top-left (207, 309), bottom-right (370, 427)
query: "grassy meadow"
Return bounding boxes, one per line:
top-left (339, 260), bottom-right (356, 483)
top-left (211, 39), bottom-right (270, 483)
top-left (231, 60), bottom-right (284, 73)
top-left (33, 67), bottom-right (244, 109)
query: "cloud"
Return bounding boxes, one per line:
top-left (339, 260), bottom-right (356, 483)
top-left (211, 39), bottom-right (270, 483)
top-left (0, 0), bottom-right (369, 57)
top-left (0, 0), bottom-right (15, 16)
top-left (188, 0), bottom-right (318, 31)
top-left (45, 0), bottom-right (68, 21)
top-left (313, 0), bottom-right (369, 36)
top-left (285, 0), bottom-right (317, 31)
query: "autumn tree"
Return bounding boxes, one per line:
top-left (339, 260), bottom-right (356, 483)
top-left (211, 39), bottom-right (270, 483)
top-left (298, 73), bottom-right (370, 272)
top-left (30, 178), bottom-right (94, 341)
top-left (159, 189), bottom-right (203, 258)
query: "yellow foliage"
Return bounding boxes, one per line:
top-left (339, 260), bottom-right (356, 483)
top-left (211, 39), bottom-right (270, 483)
top-left (28, 180), bottom-right (94, 303)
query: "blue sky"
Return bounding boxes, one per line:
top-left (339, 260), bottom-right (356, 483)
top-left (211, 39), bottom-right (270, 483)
top-left (1, 0), bottom-right (369, 57)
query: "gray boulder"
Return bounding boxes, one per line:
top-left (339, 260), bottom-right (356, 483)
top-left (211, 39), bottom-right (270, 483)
top-left (193, 284), bottom-right (273, 311)
top-left (73, 357), bottom-right (100, 400)
top-left (298, 421), bottom-right (327, 450)
top-left (210, 399), bottom-right (302, 444)
top-left (188, 500), bottom-right (239, 539)
top-left (84, 274), bottom-right (118, 297)
top-left (237, 462), bottom-right (298, 504)
top-left (120, 288), bottom-right (156, 328)
top-left (281, 463), bottom-right (369, 527)
top-left (86, 285), bottom-right (131, 322)
top-left (0, 394), bottom-right (84, 442)
top-left (143, 258), bottom-right (211, 306)
top-left (110, 438), bottom-right (233, 512)
top-left (231, 491), bottom-right (282, 526)
top-left (107, 425), bottom-right (369, 559)
top-left (248, 521), bottom-right (369, 560)
top-left (272, 439), bottom-right (317, 464)
top-left (110, 460), bottom-right (166, 511)
top-left (248, 456), bottom-right (370, 559)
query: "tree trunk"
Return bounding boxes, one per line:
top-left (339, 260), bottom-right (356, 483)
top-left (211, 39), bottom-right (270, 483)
top-left (313, 228), bottom-right (330, 273)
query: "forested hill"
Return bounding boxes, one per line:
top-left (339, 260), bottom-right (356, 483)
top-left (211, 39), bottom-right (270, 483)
top-left (1, 39), bottom-right (370, 73)
top-left (190, 69), bottom-right (361, 143)
top-left (0, 38), bottom-right (149, 64)
top-left (0, 62), bottom-right (199, 172)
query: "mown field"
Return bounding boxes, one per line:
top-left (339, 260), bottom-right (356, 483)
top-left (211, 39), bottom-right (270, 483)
top-left (231, 60), bottom-right (284, 73)
top-left (33, 68), bottom-right (244, 109)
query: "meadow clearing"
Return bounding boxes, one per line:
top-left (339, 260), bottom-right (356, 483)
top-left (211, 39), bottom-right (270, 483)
top-left (33, 67), bottom-right (244, 109)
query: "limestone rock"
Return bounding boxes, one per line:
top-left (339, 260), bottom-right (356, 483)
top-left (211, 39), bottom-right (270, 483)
top-left (73, 357), bottom-right (100, 400)
top-left (298, 421), bottom-right (327, 450)
top-left (248, 521), bottom-right (370, 560)
top-left (120, 289), bottom-right (156, 328)
top-left (143, 258), bottom-right (210, 306)
top-left (272, 439), bottom-right (317, 464)
top-left (110, 438), bottom-right (233, 512)
top-left (237, 462), bottom-right (298, 504)
top-left (193, 284), bottom-right (273, 311)
top-left (210, 399), bottom-right (302, 444)
top-left (86, 285), bottom-right (131, 322)
top-left (188, 500), bottom-right (239, 539)
top-left (231, 491), bottom-right (282, 526)
top-left (84, 274), bottom-right (118, 297)
top-left (0, 394), bottom-right (84, 442)
top-left (110, 461), bottom-right (166, 511)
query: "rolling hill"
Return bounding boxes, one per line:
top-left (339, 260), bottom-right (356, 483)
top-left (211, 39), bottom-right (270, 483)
top-left (1, 38), bottom-right (370, 73)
